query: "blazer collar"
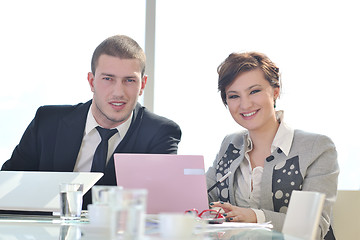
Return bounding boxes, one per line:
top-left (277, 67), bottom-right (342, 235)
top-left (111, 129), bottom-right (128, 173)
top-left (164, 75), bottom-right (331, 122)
top-left (53, 100), bottom-right (91, 171)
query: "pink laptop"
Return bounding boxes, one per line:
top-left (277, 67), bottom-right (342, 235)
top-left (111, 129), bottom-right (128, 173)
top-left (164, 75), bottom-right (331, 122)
top-left (114, 154), bottom-right (209, 214)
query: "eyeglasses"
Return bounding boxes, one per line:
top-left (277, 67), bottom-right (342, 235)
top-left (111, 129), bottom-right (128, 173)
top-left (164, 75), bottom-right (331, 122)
top-left (185, 208), bottom-right (225, 224)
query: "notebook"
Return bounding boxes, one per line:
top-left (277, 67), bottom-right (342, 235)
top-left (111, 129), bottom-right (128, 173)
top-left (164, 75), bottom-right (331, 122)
top-left (114, 154), bottom-right (209, 214)
top-left (0, 171), bottom-right (103, 213)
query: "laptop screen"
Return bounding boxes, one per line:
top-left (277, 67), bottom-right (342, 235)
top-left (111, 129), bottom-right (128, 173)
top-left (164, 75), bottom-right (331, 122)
top-left (0, 171), bottom-right (103, 212)
top-left (114, 154), bottom-right (209, 214)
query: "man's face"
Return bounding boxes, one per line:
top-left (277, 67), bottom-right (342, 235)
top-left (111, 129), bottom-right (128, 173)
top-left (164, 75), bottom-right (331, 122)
top-left (87, 54), bottom-right (147, 129)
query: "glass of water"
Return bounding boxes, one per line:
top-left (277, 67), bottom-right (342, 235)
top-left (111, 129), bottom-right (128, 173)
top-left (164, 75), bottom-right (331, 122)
top-left (109, 188), bottom-right (148, 240)
top-left (59, 183), bottom-right (83, 221)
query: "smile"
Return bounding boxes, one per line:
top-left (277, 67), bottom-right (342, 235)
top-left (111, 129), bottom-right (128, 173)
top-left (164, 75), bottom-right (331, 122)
top-left (111, 102), bottom-right (125, 106)
top-left (241, 110), bottom-right (258, 117)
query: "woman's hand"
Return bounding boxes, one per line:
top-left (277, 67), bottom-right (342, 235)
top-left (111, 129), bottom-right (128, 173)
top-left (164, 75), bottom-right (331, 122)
top-left (210, 201), bottom-right (257, 223)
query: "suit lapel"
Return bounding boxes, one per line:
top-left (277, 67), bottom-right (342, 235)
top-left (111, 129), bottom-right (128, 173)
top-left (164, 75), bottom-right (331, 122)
top-left (261, 150), bottom-right (287, 210)
top-left (53, 101), bottom-right (91, 171)
top-left (228, 146), bottom-right (245, 203)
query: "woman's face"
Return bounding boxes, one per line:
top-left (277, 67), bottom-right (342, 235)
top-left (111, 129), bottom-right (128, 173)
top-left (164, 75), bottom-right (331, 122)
top-left (225, 68), bottom-right (280, 133)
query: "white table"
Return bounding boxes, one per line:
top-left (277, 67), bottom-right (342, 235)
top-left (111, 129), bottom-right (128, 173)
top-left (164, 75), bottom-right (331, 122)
top-left (0, 214), bottom-right (300, 240)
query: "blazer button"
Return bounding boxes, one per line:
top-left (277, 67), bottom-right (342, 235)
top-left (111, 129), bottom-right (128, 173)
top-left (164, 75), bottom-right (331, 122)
top-left (266, 155), bottom-right (275, 162)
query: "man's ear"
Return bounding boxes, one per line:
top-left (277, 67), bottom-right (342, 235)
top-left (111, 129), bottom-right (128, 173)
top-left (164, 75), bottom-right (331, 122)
top-left (87, 72), bottom-right (95, 92)
top-left (139, 75), bottom-right (148, 96)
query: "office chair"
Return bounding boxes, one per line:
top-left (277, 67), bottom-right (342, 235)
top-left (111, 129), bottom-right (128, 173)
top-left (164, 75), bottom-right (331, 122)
top-left (332, 190), bottom-right (360, 240)
top-left (282, 190), bottom-right (325, 240)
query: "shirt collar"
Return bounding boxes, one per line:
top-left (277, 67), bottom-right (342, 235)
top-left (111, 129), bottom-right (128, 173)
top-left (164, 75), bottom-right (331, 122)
top-left (244, 110), bottom-right (294, 156)
top-left (85, 104), bottom-right (133, 139)
top-left (271, 110), bottom-right (294, 156)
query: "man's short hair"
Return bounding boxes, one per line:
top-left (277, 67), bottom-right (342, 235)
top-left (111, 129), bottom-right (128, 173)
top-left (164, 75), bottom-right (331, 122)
top-left (91, 35), bottom-right (146, 76)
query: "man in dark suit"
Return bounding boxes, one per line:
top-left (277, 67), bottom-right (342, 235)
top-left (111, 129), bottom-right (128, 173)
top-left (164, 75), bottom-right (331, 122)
top-left (1, 35), bottom-right (182, 208)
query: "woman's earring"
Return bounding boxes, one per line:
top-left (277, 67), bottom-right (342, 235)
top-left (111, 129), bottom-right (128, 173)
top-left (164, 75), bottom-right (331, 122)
top-left (274, 100), bottom-right (276, 108)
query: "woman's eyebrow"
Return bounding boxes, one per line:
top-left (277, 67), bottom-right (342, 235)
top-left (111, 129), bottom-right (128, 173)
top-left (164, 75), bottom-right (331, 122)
top-left (226, 84), bottom-right (263, 94)
top-left (247, 84), bottom-right (262, 90)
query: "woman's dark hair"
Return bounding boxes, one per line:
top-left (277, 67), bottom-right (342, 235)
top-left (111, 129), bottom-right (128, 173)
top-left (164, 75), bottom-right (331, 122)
top-left (217, 52), bottom-right (280, 105)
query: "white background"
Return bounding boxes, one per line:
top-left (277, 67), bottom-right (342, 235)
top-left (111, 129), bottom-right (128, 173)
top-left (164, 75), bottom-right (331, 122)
top-left (1, 0), bottom-right (359, 189)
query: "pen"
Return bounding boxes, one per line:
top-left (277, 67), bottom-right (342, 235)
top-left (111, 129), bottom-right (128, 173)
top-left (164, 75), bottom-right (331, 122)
top-left (207, 171), bottom-right (232, 193)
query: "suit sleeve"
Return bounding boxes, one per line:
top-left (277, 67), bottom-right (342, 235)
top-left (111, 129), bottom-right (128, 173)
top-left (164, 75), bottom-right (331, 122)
top-left (146, 119), bottom-right (182, 154)
top-left (1, 109), bottom-right (42, 171)
top-left (300, 135), bottom-right (339, 239)
top-left (262, 134), bottom-right (339, 239)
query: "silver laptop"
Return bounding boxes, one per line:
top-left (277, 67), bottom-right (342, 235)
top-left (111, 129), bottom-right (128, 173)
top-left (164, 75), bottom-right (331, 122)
top-left (0, 171), bottom-right (103, 212)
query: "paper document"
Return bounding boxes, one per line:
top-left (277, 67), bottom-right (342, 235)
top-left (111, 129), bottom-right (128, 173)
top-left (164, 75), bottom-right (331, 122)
top-left (207, 221), bottom-right (273, 229)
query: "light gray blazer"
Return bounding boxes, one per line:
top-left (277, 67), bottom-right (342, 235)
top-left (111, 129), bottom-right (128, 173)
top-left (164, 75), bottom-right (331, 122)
top-left (206, 129), bottom-right (339, 239)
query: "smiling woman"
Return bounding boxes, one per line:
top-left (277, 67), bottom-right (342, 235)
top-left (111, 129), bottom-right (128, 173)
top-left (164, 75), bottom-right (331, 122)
top-left (225, 68), bottom-right (280, 135)
top-left (154, 0), bottom-right (360, 191)
top-left (206, 51), bottom-right (339, 239)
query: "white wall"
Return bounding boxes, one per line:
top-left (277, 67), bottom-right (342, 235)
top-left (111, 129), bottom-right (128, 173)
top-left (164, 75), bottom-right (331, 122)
top-left (1, 0), bottom-right (359, 190)
top-left (154, 0), bottom-right (360, 190)
top-left (0, 0), bottom-right (146, 164)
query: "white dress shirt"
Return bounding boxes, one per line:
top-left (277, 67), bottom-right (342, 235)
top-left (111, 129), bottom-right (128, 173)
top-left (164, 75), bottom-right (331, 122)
top-left (234, 111), bottom-right (294, 223)
top-left (73, 104), bottom-right (132, 172)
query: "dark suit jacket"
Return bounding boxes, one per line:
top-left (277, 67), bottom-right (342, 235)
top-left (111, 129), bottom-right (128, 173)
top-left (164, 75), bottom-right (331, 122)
top-left (2, 100), bottom-right (182, 208)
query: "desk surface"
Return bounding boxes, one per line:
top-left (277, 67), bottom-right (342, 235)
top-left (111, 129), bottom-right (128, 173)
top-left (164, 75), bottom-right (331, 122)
top-left (0, 214), bottom-right (301, 240)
